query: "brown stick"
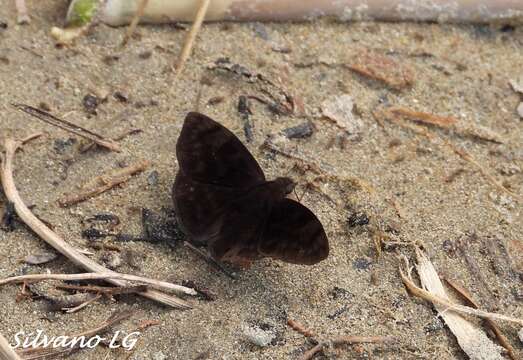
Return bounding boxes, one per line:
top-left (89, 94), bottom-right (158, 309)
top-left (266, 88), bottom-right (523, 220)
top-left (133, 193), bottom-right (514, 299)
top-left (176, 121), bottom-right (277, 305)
top-left (0, 137), bottom-right (190, 308)
top-left (64, 293), bottom-right (103, 313)
top-left (121, 0), bottom-right (150, 46)
top-left (287, 319), bottom-right (315, 338)
top-left (299, 336), bottom-right (396, 360)
top-left (56, 284), bottom-right (148, 296)
top-left (58, 160), bottom-right (150, 207)
top-left (399, 264), bottom-right (523, 325)
top-left (0, 332), bottom-right (21, 360)
top-left (13, 104), bottom-right (121, 152)
top-left (1, 273), bottom-right (196, 296)
top-left (174, 0), bottom-right (211, 78)
top-left (388, 107), bottom-right (457, 128)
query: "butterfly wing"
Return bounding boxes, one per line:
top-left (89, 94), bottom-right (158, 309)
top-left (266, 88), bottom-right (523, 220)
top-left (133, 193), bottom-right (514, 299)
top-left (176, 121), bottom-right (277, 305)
top-left (173, 171), bottom-right (244, 244)
top-left (258, 199), bottom-right (329, 265)
top-left (176, 112), bottom-right (265, 188)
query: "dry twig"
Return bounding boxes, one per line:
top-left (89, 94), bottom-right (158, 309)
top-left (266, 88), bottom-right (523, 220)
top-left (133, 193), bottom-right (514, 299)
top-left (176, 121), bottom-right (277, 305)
top-left (58, 160), bottom-right (150, 207)
top-left (121, 0), bottom-right (150, 46)
top-left (13, 104), bottom-right (121, 152)
top-left (299, 336), bottom-right (396, 360)
top-left (57, 284), bottom-right (148, 296)
top-left (287, 319), bottom-right (315, 338)
top-left (0, 136), bottom-right (190, 308)
top-left (400, 251), bottom-right (523, 326)
top-left (175, 0), bottom-right (211, 78)
top-left (0, 273), bottom-right (196, 297)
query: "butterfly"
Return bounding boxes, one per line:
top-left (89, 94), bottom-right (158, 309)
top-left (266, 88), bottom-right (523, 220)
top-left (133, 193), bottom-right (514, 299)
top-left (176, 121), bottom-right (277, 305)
top-left (172, 112), bottom-right (329, 266)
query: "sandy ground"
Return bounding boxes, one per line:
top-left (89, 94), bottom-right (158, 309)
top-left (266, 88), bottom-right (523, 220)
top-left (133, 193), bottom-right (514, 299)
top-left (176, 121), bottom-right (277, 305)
top-left (0, 1), bottom-right (522, 359)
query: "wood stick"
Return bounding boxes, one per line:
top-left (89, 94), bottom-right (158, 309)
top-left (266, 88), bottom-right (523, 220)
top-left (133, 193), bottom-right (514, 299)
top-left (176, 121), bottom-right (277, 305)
top-left (0, 332), bottom-right (21, 360)
top-left (299, 336), bottom-right (396, 360)
top-left (174, 0), bottom-right (211, 78)
top-left (121, 0), bottom-right (150, 46)
top-left (56, 284), bottom-right (148, 296)
top-left (64, 293), bottom-right (102, 313)
top-left (13, 104), bottom-right (121, 152)
top-left (58, 160), bottom-right (150, 207)
top-left (287, 319), bottom-right (315, 338)
top-left (1, 273), bottom-right (196, 296)
top-left (0, 137), bottom-right (190, 308)
top-left (399, 255), bottom-right (523, 326)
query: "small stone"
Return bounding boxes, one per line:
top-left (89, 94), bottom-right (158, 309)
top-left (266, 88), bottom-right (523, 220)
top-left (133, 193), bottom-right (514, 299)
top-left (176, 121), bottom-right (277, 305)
top-left (38, 102), bottom-right (52, 112)
top-left (353, 257), bottom-right (372, 270)
top-left (509, 77), bottom-right (523, 94)
top-left (138, 50), bottom-right (152, 59)
top-left (100, 251), bottom-right (122, 270)
top-left (153, 351), bottom-right (167, 360)
top-left (241, 324), bottom-right (275, 347)
top-left (53, 138), bottom-right (77, 154)
top-left (114, 91), bottom-right (129, 103)
top-left (517, 102), bottom-right (523, 119)
top-left (147, 171), bottom-right (159, 186)
top-left (347, 211), bottom-right (369, 228)
top-left (282, 122), bottom-right (314, 139)
top-left (82, 94), bottom-right (100, 115)
top-left (252, 23), bottom-right (270, 40)
top-left (519, 328), bottom-right (523, 344)
top-left (24, 252), bottom-right (58, 265)
top-left (498, 163), bottom-right (521, 176)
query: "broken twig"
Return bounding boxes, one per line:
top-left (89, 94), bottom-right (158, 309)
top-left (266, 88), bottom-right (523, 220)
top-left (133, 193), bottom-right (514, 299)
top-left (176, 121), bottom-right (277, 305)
top-left (299, 336), bottom-right (396, 360)
top-left (175, 0), bottom-right (211, 78)
top-left (0, 136), bottom-right (190, 308)
top-left (0, 273), bottom-right (196, 296)
top-left (13, 104), bottom-right (121, 152)
top-left (400, 251), bottom-right (523, 326)
top-left (58, 160), bottom-right (150, 207)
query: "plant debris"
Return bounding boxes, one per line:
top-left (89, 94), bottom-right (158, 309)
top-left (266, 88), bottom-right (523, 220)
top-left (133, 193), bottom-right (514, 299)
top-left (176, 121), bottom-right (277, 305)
top-left (348, 51), bottom-right (414, 89)
top-left (58, 160), bottom-right (150, 207)
top-left (13, 104), bottom-right (121, 152)
top-left (321, 94), bottom-right (363, 135)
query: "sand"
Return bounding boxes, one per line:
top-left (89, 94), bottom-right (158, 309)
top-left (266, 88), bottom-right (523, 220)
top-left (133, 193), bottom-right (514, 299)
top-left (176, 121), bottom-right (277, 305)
top-left (0, 1), bottom-right (522, 359)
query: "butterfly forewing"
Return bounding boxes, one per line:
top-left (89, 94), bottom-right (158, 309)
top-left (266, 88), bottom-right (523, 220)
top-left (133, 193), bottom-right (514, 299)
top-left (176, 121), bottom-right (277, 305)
top-left (176, 112), bottom-right (265, 188)
top-left (173, 171), bottom-right (244, 244)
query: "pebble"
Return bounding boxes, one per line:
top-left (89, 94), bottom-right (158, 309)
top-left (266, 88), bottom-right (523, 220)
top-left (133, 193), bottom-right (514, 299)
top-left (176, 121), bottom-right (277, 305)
top-left (241, 324), bottom-right (275, 347)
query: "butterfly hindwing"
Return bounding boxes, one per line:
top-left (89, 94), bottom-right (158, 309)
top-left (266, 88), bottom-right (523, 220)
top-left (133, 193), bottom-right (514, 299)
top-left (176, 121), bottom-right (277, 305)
top-left (258, 198), bottom-right (329, 265)
top-left (176, 112), bottom-right (265, 188)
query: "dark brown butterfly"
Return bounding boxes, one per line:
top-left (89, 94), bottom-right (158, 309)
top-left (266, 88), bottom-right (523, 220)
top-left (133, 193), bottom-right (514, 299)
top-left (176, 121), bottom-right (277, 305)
top-left (173, 112), bottom-right (329, 266)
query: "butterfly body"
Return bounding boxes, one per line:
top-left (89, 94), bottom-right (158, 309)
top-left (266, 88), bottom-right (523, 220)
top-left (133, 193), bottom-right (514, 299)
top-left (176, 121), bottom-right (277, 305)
top-left (173, 112), bottom-right (329, 266)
